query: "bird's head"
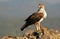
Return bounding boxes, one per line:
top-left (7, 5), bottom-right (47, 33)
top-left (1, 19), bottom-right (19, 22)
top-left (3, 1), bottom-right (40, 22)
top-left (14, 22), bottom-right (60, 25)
top-left (38, 4), bottom-right (45, 9)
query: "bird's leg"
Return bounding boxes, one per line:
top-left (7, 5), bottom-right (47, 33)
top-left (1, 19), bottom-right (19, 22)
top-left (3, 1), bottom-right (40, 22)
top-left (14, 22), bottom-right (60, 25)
top-left (38, 23), bottom-right (41, 32)
top-left (35, 23), bottom-right (41, 32)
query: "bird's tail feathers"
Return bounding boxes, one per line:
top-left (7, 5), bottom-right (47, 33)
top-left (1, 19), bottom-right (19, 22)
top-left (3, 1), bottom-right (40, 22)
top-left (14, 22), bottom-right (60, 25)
top-left (20, 23), bottom-right (29, 31)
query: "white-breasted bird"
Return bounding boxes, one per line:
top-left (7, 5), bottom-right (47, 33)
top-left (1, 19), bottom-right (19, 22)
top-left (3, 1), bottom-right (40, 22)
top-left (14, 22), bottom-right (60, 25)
top-left (20, 4), bottom-right (47, 31)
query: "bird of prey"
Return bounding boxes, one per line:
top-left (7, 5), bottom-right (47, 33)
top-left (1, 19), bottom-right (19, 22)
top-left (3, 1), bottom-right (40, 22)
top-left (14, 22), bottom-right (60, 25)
top-left (20, 4), bottom-right (47, 31)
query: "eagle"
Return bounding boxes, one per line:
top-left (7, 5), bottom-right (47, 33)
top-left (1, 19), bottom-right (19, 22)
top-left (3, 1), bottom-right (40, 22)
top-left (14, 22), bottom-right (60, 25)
top-left (20, 4), bottom-right (47, 31)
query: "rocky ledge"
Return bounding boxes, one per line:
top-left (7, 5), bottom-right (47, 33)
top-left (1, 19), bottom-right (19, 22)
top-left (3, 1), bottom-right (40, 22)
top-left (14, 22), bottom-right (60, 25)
top-left (1, 26), bottom-right (60, 39)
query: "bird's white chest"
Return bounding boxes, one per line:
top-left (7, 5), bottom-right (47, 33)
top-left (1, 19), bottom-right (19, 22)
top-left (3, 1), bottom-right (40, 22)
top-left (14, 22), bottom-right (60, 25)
top-left (38, 9), bottom-right (47, 18)
top-left (43, 10), bottom-right (47, 18)
top-left (38, 9), bottom-right (47, 23)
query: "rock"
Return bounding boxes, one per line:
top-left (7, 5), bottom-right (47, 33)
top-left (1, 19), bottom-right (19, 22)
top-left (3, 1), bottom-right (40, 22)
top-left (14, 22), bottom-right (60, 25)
top-left (24, 29), bottom-right (34, 36)
top-left (1, 36), bottom-right (24, 39)
top-left (23, 26), bottom-right (60, 39)
top-left (1, 26), bottom-right (60, 39)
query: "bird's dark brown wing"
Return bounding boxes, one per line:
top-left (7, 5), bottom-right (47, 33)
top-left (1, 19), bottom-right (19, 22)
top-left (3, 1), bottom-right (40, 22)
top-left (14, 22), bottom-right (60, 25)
top-left (20, 12), bottom-right (44, 31)
top-left (25, 12), bottom-right (44, 25)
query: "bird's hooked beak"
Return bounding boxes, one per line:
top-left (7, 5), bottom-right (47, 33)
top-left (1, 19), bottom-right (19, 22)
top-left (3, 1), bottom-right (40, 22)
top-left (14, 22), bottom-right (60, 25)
top-left (38, 4), bottom-right (45, 9)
